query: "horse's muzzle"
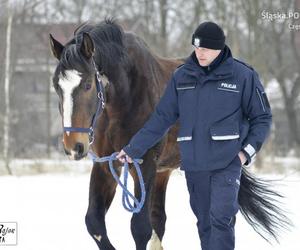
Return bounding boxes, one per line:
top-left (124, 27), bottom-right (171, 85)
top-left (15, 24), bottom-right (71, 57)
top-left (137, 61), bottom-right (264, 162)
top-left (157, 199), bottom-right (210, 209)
top-left (64, 142), bottom-right (87, 160)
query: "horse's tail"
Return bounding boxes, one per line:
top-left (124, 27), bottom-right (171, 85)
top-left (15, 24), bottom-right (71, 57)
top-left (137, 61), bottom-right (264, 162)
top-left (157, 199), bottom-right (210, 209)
top-left (238, 168), bottom-right (292, 242)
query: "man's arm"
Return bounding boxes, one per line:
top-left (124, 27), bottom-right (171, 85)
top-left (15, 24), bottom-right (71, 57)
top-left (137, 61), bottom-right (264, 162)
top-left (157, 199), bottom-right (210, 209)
top-left (241, 70), bottom-right (272, 165)
top-left (117, 74), bottom-right (179, 162)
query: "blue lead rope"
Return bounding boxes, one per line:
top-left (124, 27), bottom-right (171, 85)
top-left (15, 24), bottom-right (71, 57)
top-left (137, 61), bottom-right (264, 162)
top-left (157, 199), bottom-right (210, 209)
top-left (88, 151), bottom-right (146, 213)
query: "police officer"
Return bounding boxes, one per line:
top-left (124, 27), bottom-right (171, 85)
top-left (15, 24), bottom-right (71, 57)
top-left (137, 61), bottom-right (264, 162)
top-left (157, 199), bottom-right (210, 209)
top-left (117, 21), bottom-right (272, 250)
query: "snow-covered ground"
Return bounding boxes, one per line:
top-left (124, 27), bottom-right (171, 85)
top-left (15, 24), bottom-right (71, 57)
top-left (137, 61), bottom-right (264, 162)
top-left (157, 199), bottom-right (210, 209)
top-left (0, 170), bottom-right (299, 250)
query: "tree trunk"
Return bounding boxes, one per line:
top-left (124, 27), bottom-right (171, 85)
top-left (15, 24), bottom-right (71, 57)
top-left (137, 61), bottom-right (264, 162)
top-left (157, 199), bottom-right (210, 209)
top-left (159, 0), bottom-right (168, 56)
top-left (285, 98), bottom-right (300, 147)
top-left (3, 3), bottom-right (13, 175)
top-left (278, 75), bottom-right (300, 151)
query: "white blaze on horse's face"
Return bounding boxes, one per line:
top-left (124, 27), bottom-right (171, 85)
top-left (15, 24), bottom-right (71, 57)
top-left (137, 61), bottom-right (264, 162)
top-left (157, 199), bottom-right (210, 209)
top-left (58, 70), bottom-right (82, 135)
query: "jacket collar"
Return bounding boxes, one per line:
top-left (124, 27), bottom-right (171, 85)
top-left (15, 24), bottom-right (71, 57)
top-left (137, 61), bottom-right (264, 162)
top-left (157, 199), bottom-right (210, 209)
top-left (184, 45), bottom-right (234, 79)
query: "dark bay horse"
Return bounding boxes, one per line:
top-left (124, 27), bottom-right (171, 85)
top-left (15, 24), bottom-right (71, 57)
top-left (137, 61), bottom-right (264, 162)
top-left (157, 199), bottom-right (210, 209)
top-left (49, 19), bottom-right (290, 250)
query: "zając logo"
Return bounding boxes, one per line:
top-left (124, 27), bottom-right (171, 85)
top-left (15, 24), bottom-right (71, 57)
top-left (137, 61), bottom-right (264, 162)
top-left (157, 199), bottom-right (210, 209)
top-left (0, 222), bottom-right (18, 245)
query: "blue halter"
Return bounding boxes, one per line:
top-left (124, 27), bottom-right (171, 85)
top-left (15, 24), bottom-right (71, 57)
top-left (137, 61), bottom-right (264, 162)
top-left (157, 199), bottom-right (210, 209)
top-left (63, 58), bottom-right (107, 144)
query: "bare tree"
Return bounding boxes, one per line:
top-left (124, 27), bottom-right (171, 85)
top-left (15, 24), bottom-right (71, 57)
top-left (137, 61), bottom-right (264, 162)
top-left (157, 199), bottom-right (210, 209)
top-left (260, 0), bottom-right (300, 151)
top-left (159, 0), bottom-right (168, 56)
top-left (3, 0), bottom-right (13, 175)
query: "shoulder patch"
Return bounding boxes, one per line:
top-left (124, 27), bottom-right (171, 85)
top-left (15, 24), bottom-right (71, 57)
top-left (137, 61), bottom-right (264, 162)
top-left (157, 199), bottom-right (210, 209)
top-left (234, 58), bottom-right (254, 71)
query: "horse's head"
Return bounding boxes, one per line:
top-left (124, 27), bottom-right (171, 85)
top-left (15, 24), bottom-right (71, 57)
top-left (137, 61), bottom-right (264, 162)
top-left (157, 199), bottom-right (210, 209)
top-left (49, 32), bottom-right (108, 160)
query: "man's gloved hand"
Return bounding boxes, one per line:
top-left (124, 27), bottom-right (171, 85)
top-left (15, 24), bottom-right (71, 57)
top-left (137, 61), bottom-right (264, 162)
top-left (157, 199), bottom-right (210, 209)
top-left (116, 149), bottom-right (133, 164)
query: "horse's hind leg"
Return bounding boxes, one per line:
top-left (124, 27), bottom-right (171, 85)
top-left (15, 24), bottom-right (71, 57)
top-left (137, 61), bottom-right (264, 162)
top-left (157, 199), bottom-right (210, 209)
top-left (148, 169), bottom-right (172, 250)
top-left (85, 162), bottom-right (119, 250)
top-left (130, 156), bottom-right (156, 250)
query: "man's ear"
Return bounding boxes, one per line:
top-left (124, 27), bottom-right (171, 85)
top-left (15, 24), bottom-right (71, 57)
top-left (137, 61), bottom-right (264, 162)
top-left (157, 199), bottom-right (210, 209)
top-left (49, 34), bottom-right (64, 60)
top-left (80, 32), bottom-right (95, 59)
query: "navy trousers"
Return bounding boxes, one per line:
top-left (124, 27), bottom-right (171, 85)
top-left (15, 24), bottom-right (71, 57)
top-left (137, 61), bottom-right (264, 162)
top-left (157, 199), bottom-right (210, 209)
top-left (185, 155), bottom-right (242, 250)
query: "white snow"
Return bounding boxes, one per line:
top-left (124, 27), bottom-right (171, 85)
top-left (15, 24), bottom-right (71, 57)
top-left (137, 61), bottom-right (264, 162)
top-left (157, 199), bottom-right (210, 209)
top-left (0, 170), bottom-right (299, 250)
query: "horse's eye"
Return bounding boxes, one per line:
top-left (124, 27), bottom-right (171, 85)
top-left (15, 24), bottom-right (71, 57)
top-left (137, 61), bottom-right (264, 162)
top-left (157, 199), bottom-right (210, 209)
top-left (85, 83), bottom-right (92, 90)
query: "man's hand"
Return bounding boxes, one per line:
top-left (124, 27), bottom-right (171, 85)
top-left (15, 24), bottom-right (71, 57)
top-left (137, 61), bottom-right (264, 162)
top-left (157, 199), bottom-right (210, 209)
top-left (238, 151), bottom-right (247, 165)
top-left (116, 149), bottom-right (133, 163)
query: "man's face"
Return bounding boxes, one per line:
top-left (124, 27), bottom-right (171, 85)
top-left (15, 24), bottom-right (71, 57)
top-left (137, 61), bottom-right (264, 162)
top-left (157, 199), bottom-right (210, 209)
top-left (194, 47), bottom-right (221, 66)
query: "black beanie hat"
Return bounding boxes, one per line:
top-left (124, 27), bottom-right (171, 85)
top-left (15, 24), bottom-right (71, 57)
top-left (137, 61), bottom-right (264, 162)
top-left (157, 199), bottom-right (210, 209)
top-left (192, 21), bottom-right (225, 50)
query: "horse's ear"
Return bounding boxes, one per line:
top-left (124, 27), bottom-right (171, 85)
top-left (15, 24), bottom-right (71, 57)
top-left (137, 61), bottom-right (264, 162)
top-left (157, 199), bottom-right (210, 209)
top-left (80, 32), bottom-right (95, 59)
top-left (49, 34), bottom-right (64, 60)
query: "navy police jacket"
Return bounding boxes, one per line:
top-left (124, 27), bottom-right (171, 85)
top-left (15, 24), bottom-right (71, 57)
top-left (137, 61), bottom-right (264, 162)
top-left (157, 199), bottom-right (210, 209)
top-left (123, 46), bottom-right (272, 171)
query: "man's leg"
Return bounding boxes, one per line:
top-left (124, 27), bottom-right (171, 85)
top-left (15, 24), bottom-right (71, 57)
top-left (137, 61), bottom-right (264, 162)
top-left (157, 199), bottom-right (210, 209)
top-left (209, 156), bottom-right (242, 250)
top-left (185, 171), bottom-right (211, 250)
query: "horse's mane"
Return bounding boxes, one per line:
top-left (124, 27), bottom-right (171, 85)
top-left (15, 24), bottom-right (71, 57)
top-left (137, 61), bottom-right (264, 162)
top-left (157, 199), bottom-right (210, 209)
top-left (59, 19), bottom-right (129, 77)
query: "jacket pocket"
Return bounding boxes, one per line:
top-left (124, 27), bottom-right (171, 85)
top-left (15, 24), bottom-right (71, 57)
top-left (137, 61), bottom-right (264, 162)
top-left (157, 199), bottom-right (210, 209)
top-left (176, 82), bottom-right (197, 90)
top-left (210, 122), bottom-right (240, 141)
top-left (208, 121), bottom-right (241, 166)
top-left (255, 87), bottom-right (270, 112)
top-left (177, 126), bottom-right (195, 167)
top-left (177, 82), bottom-right (198, 131)
top-left (177, 124), bottom-right (193, 141)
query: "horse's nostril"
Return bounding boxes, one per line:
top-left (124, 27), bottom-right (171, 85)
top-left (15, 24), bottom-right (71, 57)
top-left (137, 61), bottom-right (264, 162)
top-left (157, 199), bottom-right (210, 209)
top-left (74, 143), bottom-right (84, 155)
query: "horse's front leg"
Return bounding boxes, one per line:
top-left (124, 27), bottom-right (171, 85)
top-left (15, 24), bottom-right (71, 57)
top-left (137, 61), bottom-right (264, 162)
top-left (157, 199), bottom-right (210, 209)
top-left (85, 162), bottom-right (119, 250)
top-left (130, 154), bottom-right (156, 250)
top-left (148, 169), bottom-right (173, 250)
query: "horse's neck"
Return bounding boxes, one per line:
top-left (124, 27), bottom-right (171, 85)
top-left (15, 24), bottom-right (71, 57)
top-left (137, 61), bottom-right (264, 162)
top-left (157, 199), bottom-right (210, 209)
top-left (104, 54), bottom-right (180, 121)
top-left (98, 68), bottom-right (156, 151)
top-left (97, 34), bottom-right (181, 150)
